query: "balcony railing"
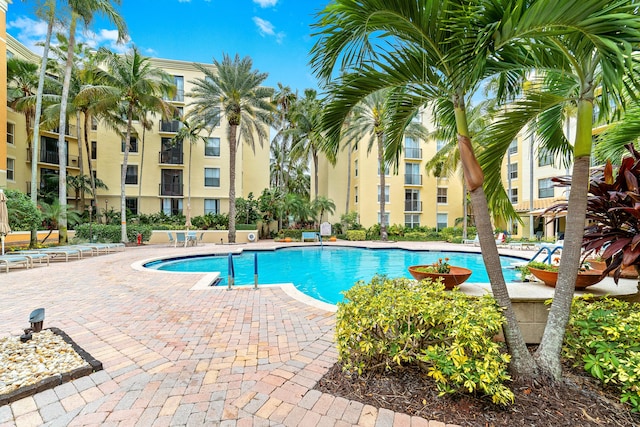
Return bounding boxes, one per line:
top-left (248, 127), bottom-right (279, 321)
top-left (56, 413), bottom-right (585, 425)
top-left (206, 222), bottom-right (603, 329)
top-left (159, 182), bottom-right (183, 196)
top-left (26, 148), bottom-right (78, 166)
top-left (159, 120), bottom-right (181, 133)
top-left (159, 151), bottom-right (184, 165)
top-left (404, 174), bottom-right (423, 185)
top-left (404, 147), bottom-right (422, 160)
top-left (404, 200), bottom-right (422, 212)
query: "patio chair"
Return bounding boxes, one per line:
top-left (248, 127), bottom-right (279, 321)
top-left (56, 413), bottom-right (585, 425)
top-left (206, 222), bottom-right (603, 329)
top-left (186, 231), bottom-right (197, 247)
top-left (167, 232), bottom-right (175, 247)
top-left (0, 255), bottom-right (30, 273)
top-left (463, 235), bottom-right (479, 245)
top-left (198, 232), bottom-right (205, 245)
top-left (175, 232), bottom-right (187, 248)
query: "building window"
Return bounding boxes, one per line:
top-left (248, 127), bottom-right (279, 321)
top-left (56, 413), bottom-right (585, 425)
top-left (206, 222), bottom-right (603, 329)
top-left (436, 139), bottom-right (446, 151)
top-left (91, 117), bottom-right (98, 131)
top-left (508, 162), bottom-right (518, 180)
top-left (204, 199), bottom-right (220, 214)
top-left (354, 186), bottom-right (358, 204)
top-left (437, 213), bottom-right (448, 230)
top-left (204, 168), bottom-right (220, 187)
top-left (91, 141), bottom-right (97, 160)
top-left (354, 159), bottom-right (358, 177)
top-left (353, 140), bottom-right (358, 151)
top-left (173, 76), bottom-right (184, 102)
top-left (125, 197), bottom-right (138, 215)
top-left (121, 136), bottom-right (138, 153)
top-left (205, 137), bottom-right (220, 157)
top-left (405, 189), bottom-right (420, 211)
top-left (538, 150), bottom-right (554, 167)
top-left (6, 158), bottom-right (15, 181)
top-left (377, 212), bottom-right (389, 226)
top-left (7, 123), bottom-right (15, 145)
top-left (437, 187), bottom-right (448, 204)
top-left (377, 185), bottom-right (390, 203)
top-left (161, 198), bottom-right (183, 216)
top-left (508, 139), bottom-right (518, 155)
top-left (124, 165), bottom-right (138, 185)
top-left (405, 163), bottom-right (421, 185)
top-left (377, 160), bottom-right (389, 176)
top-left (405, 214), bottom-right (420, 228)
top-left (509, 188), bottom-right (518, 203)
top-left (405, 137), bottom-right (421, 159)
top-left (539, 178), bottom-right (554, 198)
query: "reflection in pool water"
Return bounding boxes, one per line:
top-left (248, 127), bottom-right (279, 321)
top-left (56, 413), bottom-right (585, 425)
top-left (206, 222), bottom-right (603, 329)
top-left (144, 246), bottom-right (523, 305)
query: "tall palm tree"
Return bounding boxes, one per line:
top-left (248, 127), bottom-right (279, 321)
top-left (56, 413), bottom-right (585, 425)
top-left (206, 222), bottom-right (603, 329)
top-left (187, 54), bottom-right (274, 243)
top-left (272, 84), bottom-right (297, 192)
top-left (173, 120), bottom-right (208, 229)
top-left (310, 0), bottom-right (638, 379)
top-left (89, 47), bottom-right (175, 242)
top-left (55, 0), bottom-right (127, 243)
top-left (289, 89), bottom-right (330, 200)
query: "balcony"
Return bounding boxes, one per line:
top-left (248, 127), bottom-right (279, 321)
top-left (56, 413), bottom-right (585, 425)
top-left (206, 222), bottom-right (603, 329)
top-left (404, 174), bottom-right (423, 185)
top-left (404, 200), bottom-right (422, 212)
top-left (159, 120), bottom-right (181, 133)
top-left (26, 148), bottom-right (79, 167)
top-left (159, 182), bottom-right (183, 196)
top-left (404, 147), bottom-right (422, 160)
top-left (159, 151), bottom-right (184, 165)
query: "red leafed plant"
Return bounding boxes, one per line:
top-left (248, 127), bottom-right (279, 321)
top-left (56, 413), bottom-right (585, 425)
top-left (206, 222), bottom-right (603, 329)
top-left (545, 143), bottom-right (640, 282)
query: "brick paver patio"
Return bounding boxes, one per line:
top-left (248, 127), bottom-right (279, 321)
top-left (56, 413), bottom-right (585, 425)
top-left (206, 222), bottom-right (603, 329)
top-left (0, 241), bottom-right (469, 426)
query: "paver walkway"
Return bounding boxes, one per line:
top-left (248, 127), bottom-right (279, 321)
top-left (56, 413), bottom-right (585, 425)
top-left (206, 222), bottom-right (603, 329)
top-left (0, 241), bottom-right (474, 426)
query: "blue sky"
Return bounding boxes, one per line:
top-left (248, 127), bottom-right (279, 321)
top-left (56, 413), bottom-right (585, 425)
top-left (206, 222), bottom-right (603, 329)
top-left (6, 0), bottom-right (329, 94)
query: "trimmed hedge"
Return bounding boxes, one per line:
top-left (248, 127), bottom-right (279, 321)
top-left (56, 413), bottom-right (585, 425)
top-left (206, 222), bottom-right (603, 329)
top-left (74, 224), bottom-right (152, 243)
top-left (346, 230), bottom-right (366, 241)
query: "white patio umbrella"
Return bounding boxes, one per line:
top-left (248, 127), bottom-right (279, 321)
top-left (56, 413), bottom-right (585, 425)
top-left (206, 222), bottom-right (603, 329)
top-left (0, 189), bottom-right (11, 255)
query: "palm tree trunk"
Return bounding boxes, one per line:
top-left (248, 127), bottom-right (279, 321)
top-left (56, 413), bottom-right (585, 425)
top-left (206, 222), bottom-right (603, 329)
top-left (77, 110), bottom-right (85, 211)
top-left (187, 141), bottom-right (192, 229)
top-left (57, 14), bottom-right (78, 245)
top-left (120, 111), bottom-right (133, 243)
top-left (462, 181), bottom-right (468, 240)
top-left (453, 96), bottom-right (536, 377)
top-left (378, 134), bottom-right (388, 241)
top-left (228, 125), bottom-right (238, 243)
top-left (535, 97), bottom-right (593, 379)
top-left (313, 150), bottom-right (319, 200)
top-left (83, 111), bottom-right (97, 215)
top-left (138, 116), bottom-right (147, 205)
top-left (30, 7), bottom-right (55, 248)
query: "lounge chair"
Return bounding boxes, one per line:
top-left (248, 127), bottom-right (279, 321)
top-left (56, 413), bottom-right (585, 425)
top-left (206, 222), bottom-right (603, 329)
top-left (0, 255), bottom-right (30, 273)
top-left (463, 235), bottom-right (479, 245)
top-left (18, 248), bottom-right (82, 262)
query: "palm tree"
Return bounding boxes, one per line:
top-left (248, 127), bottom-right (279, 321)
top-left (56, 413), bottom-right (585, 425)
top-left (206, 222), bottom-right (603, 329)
top-left (54, 0), bottom-right (127, 243)
top-left (272, 84), bottom-right (297, 191)
top-left (7, 58), bottom-right (39, 150)
top-left (173, 120), bottom-right (208, 229)
top-left (289, 89), bottom-right (330, 200)
top-left (310, 196), bottom-right (336, 226)
top-left (187, 53), bottom-right (274, 243)
top-left (89, 47), bottom-right (175, 242)
top-left (310, 0), bottom-right (638, 379)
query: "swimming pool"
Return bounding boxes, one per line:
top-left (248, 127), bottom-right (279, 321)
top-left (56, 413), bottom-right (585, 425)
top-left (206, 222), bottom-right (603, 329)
top-left (144, 246), bottom-right (523, 304)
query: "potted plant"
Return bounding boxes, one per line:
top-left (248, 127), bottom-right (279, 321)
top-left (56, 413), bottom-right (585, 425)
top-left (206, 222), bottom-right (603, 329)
top-left (546, 144), bottom-right (640, 286)
top-left (408, 258), bottom-right (472, 289)
top-left (526, 260), bottom-right (605, 289)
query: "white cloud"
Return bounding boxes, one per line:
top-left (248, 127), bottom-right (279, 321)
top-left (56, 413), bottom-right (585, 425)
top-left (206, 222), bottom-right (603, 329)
top-left (253, 16), bottom-right (285, 44)
top-left (80, 28), bottom-right (130, 54)
top-left (253, 0), bottom-right (278, 7)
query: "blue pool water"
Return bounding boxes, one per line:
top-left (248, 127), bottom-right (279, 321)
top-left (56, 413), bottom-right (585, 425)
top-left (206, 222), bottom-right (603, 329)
top-left (144, 247), bottom-right (523, 305)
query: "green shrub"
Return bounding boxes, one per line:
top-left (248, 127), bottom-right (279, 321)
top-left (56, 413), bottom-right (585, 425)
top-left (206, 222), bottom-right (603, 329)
top-left (404, 231), bottom-right (428, 241)
top-left (75, 224), bottom-right (152, 243)
top-left (5, 189), bottom-right (43, 231)
top-left (346, 230), bottom-right (366, 241)
top-left (236, 224), bottom-right (258, 231)
top-left (337, 276), bottom-right (513, 405)
top-left (280, 229), bottom-right (302, 239)
top-left (563, 296), bottom-right (640, 412)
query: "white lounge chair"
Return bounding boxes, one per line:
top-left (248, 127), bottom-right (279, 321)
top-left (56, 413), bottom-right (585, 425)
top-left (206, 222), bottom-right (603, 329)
top-left (0, 255), bottom-right (30, 273)
top-left (463, 235), bottom-right (479, 245)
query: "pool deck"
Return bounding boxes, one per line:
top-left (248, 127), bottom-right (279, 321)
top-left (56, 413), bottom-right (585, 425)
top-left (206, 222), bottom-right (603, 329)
top-left (0, 240), bottom-right (636, 427)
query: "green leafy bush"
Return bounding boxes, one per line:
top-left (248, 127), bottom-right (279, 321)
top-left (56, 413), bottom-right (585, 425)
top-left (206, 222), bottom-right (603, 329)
top-left (75, 224), bottom-right (152, 243)
top-left (346, 230), bottom-right (366, 241)
top-left (4, 189), bottom-right (42, 231)
top-left (563, 296), bottom-right (640, 412)
top-left (404, 231), bottom-right (428, 241)
top-left (336, 276), bottom-right (513, 405)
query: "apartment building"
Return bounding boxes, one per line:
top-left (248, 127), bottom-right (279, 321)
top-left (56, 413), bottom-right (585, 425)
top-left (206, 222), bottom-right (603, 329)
top-left (5, 34), bottom-right (270, 218)
top-left (315, 109), bottom-right (466, 230)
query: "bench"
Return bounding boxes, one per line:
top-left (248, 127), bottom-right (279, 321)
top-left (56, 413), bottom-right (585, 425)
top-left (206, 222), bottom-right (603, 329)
top-left (301, 232), bottom-right (318, 242)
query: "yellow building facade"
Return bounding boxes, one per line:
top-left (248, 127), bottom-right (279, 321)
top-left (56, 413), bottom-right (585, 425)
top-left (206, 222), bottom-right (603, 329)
top-left (5, 34), bottom-right (270, 218)
top-left (316, 110), bottom-right (466, 230)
